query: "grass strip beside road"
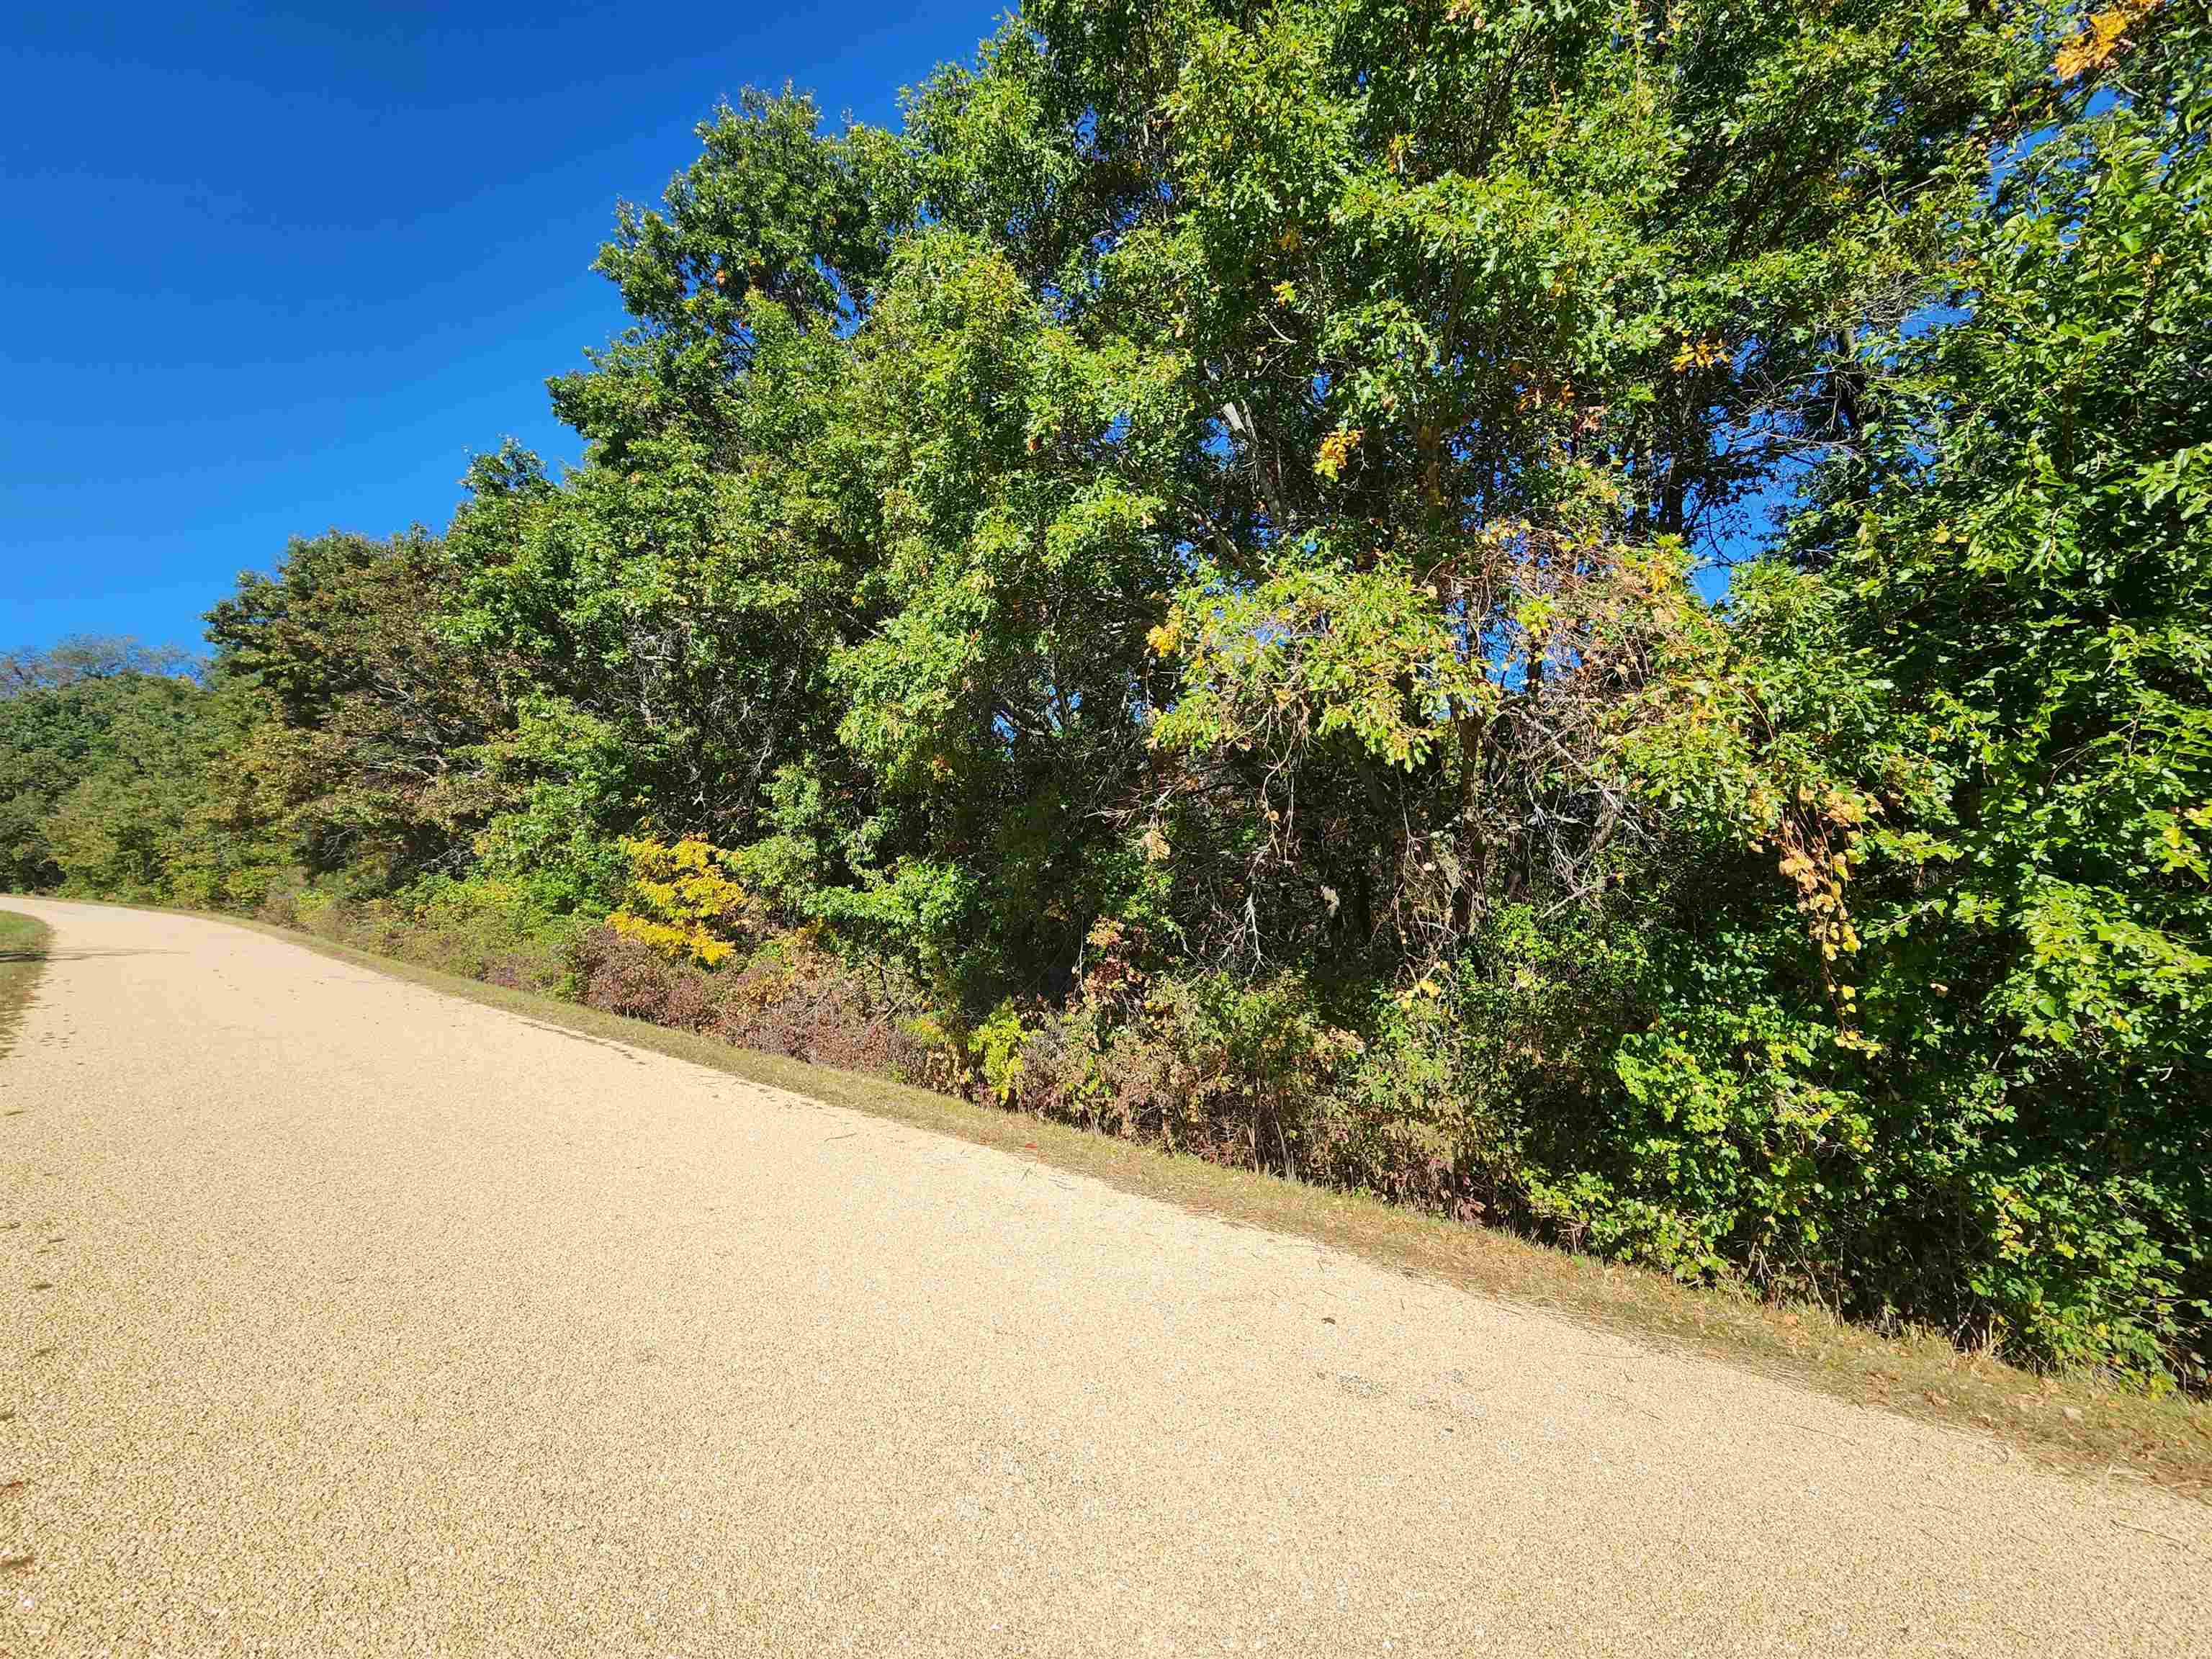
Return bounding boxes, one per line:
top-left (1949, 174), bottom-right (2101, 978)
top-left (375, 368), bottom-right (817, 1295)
top-left (0, 907), bottom-right (53, 1061)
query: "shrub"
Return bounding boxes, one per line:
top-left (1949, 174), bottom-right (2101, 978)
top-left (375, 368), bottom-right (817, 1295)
top-left (973, 1000), bottom-right (1031, 1105)
top-left (994, 927), bottom-right (1365, 1182)
top-left (606, 837), bottom-right (755, 966)
top-left (565, 924), bottom-right (917, 1076)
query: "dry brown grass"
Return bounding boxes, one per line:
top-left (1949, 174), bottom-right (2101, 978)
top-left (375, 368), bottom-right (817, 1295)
top-left (158, 906), bottom-right (2206, 1501)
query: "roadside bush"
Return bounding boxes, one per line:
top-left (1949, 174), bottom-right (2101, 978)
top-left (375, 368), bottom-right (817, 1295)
top-left (272, 874), bottom-right (579, 995)
top-left (390, 876), bottom-right (580, 993)
top-left (253, 878), bottom-right (306, 930)
top-left (988, 923), bottom-right (1366, 1179)
top-left (567, 925), bottom-right (685, 1023)
top-left (606, 837), bottom-right (756, 966)
top-left (288, 885), bottom-right (354, 945)
top-left (710, 930), bottom-right (912, 1072)
top-left (566, 924), bottom-right (914, 1074)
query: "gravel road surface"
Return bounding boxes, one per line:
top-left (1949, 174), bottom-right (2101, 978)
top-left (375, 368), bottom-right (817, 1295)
top-left (2, 898), bottom-right (2206, 1656)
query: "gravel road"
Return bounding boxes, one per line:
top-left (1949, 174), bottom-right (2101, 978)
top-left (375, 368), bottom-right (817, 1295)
top-left (1, 898), bottom-right (2205, 1656)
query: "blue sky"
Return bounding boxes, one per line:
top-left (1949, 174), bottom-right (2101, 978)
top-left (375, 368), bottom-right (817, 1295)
top-left (2, 1), bottom-right (999, 654)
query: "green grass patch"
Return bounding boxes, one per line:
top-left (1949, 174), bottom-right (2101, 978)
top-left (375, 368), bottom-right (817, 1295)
top-left (0, 907), bottom-right (53, 1060)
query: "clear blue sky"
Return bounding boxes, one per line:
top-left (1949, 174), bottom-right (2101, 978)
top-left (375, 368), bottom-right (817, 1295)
top-left (1, 1), bottom-right (1000, 655)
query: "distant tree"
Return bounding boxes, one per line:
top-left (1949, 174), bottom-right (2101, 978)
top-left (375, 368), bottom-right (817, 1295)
top-left (0, 639), bottom-right (202, 891)
top-left (1, 635), bottom-right (197, 695)
top-left (204, 529), bottom-right (513, 889)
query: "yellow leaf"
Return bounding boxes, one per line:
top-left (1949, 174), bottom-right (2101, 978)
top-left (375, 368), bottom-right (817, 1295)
top-left (1314, 426), bottom-right (1362, 482)
top-left (2055, 0), bottom-right (2156, 79)
top-left (1671, 336), bottom-right (1727, 373)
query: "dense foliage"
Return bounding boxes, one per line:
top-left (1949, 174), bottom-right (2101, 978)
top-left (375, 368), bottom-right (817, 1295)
top-left (6, 0), bottom-right (2206, 1385)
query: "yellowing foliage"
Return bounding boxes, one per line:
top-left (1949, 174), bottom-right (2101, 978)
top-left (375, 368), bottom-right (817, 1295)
top-left (1671, 336), bottom-right (1728, 373)
top-left (2054, 0), bottom-right (2157, 79)
top-left (1313, 426), bottom-right (1362, 481)
top-left (606, 836), bottom-right (754, 966)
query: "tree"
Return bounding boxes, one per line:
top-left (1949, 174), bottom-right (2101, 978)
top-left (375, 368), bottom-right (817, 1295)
top-left (1767, 8), bottom-right (2212, 1377)
top-left (205, 529), bottom-right (511, 889)
top-left (0, 642), bottom-right (204, 892)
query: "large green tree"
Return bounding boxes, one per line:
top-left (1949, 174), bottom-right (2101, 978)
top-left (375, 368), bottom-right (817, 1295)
top-left (1770, 2), bottom-right (2212, 1377)
top-left (205, 529), bottom-right (513, 891)
top-left (1, 640), bottom-right (208, 894)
